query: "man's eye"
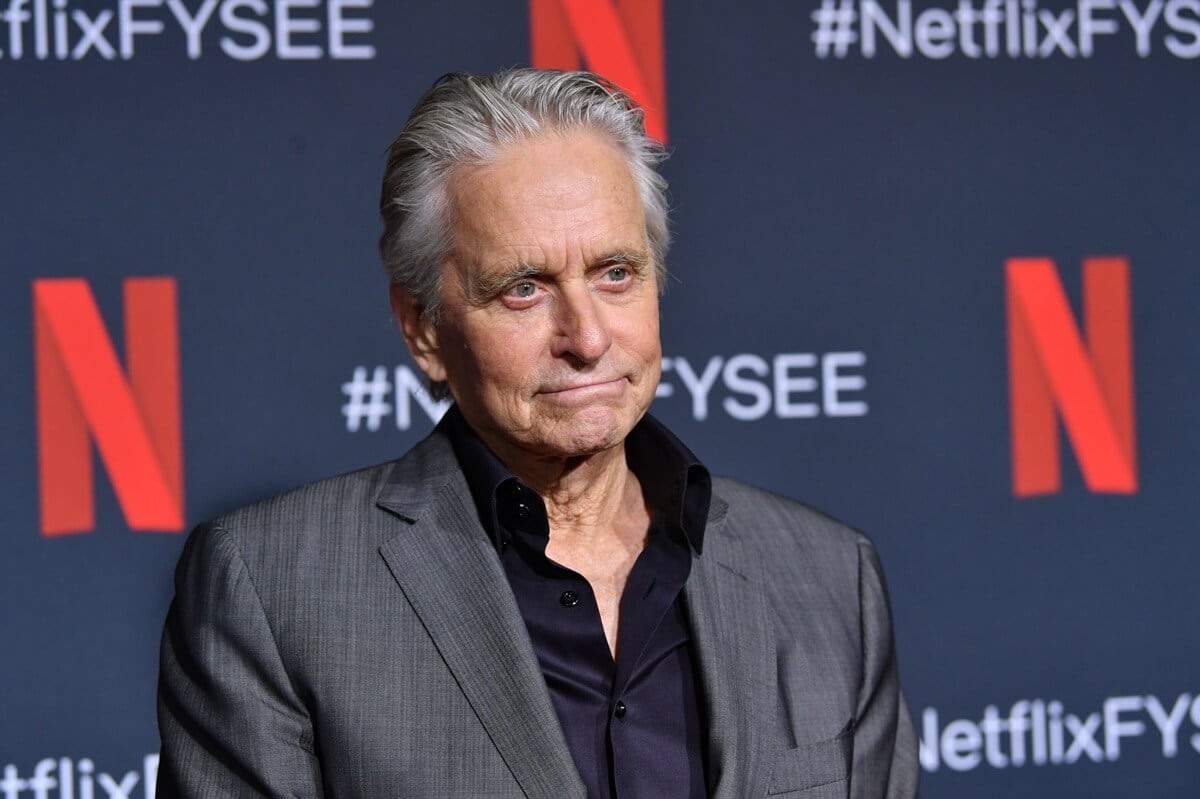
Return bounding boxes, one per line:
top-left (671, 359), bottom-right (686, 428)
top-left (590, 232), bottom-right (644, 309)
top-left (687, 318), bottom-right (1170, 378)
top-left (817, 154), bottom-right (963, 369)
top-left (506, 281), bottom-right (537, 298)
top-left (605, 267), bottom-right (629, 281)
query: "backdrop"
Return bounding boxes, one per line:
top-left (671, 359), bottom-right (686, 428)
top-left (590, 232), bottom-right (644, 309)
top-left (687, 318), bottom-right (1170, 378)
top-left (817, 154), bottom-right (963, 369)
top-left (3, 1), bottom-right (1198, 796)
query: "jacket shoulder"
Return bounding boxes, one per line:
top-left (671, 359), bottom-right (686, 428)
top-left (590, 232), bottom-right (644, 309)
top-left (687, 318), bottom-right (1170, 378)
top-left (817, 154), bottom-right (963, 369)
top-left (208, 424), bottom-right (459, 546)
top-left (712, 475), bottom-right (869, 549)
top-left (187, 429), bottom-right (454, 581)
top-left (710, 475), bottom-right (879, 590)
top-left (212, 461), bottom-right (394, 539)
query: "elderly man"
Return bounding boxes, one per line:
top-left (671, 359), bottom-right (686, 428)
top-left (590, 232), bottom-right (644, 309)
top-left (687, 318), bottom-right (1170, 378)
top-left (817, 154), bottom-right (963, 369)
top-left (157, 68), bottom-right (919, 798)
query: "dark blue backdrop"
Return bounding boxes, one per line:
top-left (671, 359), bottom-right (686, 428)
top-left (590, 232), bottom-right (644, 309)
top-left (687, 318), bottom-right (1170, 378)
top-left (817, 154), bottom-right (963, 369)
top-left (3, 2), bottom-right (1198, 796)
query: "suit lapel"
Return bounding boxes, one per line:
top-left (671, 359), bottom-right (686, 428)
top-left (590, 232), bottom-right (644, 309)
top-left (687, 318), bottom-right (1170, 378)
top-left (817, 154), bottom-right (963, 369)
top-left (375, 432), bottom-right (585, 799)
top-left (685, 493), bottom-right (777, 799)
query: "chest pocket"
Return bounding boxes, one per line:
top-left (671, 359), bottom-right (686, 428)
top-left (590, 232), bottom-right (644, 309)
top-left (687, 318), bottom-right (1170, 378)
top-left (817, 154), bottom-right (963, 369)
top-left (766, 729), bottom-right (851, 797)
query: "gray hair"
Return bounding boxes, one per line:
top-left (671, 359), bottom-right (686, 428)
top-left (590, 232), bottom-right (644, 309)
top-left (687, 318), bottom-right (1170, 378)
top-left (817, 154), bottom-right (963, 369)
top-left (378, 68), bottom-right (671, 322)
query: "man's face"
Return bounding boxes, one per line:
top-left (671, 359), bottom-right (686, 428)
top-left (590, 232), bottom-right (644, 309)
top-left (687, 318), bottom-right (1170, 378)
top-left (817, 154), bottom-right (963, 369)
top-left (402, 129), bottom-right (661, 464)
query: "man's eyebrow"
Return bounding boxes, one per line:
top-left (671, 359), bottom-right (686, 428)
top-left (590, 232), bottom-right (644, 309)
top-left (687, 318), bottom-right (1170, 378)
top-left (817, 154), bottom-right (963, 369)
top-left (596, 250), bottom-right (650, 272)
top-left (461, 250), bottom-right (652, 305)
top-left (462, 262), bottom-right (543, 305)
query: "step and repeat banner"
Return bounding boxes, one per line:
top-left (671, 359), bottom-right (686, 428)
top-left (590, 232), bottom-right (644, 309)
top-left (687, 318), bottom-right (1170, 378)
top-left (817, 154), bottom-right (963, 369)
top-left (3, 1), bottom-right (1198, 796)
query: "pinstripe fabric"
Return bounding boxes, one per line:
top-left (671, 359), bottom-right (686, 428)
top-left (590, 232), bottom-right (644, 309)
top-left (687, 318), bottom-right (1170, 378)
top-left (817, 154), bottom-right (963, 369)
top-left (157, 424), bottom-right (919, 798)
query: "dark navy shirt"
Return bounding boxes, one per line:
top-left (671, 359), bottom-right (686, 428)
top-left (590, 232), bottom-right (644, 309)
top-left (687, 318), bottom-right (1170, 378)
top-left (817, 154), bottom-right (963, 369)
top-left (447, 407), bottom-right (711, 799)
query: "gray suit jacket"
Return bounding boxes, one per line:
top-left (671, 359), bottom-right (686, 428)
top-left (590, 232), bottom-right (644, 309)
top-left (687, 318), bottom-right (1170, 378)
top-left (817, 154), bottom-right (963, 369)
top-left (157, 424), bottom-right (919, 798)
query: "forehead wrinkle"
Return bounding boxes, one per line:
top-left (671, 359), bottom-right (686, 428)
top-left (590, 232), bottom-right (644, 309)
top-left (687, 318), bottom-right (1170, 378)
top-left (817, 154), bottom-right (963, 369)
top-left (445, 129), bottom-right (650, 305)
top-left (463, 212), bottom-right (644, 273)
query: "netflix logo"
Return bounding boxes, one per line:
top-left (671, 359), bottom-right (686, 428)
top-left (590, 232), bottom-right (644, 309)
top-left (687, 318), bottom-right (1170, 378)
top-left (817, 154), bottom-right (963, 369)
top-left (530, 0), bottom-right (666, 142)
top-left (32, 277), bottom-right (184, 536)
top-left (1006, 256), bottom-right (1137, 498)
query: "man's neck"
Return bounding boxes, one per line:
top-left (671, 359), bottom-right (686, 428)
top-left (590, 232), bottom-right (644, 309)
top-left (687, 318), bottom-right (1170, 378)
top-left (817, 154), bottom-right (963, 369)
top-left (505, 443), bottom-right (650, 660)
top-left (489, 439), bottom-right (647, 541)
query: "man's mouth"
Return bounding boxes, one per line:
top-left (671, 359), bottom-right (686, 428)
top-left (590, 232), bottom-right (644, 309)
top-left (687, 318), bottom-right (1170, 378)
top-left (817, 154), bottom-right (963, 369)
top-left (540, 377), bottom-right (627, 403)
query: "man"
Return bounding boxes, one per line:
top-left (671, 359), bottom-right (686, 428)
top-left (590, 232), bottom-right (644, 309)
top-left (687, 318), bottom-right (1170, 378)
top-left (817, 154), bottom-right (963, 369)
top-left (157, 68), bottom-right (919, 798)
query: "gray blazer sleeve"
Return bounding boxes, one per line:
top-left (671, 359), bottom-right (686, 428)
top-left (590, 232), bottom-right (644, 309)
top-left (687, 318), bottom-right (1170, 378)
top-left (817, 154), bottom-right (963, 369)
top-left (851, 536), bottom-right (920, 799)
top-left (156, 523), bottom-right (325, 798)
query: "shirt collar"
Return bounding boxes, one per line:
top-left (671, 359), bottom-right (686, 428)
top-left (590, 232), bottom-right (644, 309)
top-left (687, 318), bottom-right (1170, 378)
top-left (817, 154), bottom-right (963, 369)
top-left (445, 405), bottom-right (711, 555)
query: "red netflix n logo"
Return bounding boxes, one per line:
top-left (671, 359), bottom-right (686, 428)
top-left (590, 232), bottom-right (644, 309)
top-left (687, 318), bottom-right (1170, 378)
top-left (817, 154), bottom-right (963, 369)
top-left (33, 278), bottom-right (184, 536)
top-left (1006, 257), bottom-right (1137, 497)
top-left (529, 0), bottom-right (667, 142)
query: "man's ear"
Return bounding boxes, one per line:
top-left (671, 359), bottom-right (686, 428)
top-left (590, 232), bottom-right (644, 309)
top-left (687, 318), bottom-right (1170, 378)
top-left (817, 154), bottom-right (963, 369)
top-left (390, 283), bottom-right (447, 384)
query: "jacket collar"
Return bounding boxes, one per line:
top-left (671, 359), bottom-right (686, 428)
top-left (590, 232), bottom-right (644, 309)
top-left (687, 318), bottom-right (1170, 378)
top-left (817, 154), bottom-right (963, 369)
top-left (375, 425), bottom-right (586, 798)
top-left (683, 493), bottom-right (777, 798)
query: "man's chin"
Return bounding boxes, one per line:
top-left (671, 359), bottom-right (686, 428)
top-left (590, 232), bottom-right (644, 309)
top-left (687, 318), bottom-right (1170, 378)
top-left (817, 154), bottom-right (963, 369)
top-left (533, 405), bottom-right (639, 459)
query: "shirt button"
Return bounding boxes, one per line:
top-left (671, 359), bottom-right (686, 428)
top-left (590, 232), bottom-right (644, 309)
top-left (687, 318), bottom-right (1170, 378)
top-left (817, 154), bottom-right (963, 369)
top-left (614, 701), bottom-right (627, 719)
top-left (559, 590), bottom-right (580, 607)
top-left (515, 500), bottom-right (532, 519)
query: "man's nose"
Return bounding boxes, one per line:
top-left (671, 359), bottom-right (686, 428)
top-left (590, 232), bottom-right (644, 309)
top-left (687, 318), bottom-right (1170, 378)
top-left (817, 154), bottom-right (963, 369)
top-left (552, 284), bottom-right (612, 364)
